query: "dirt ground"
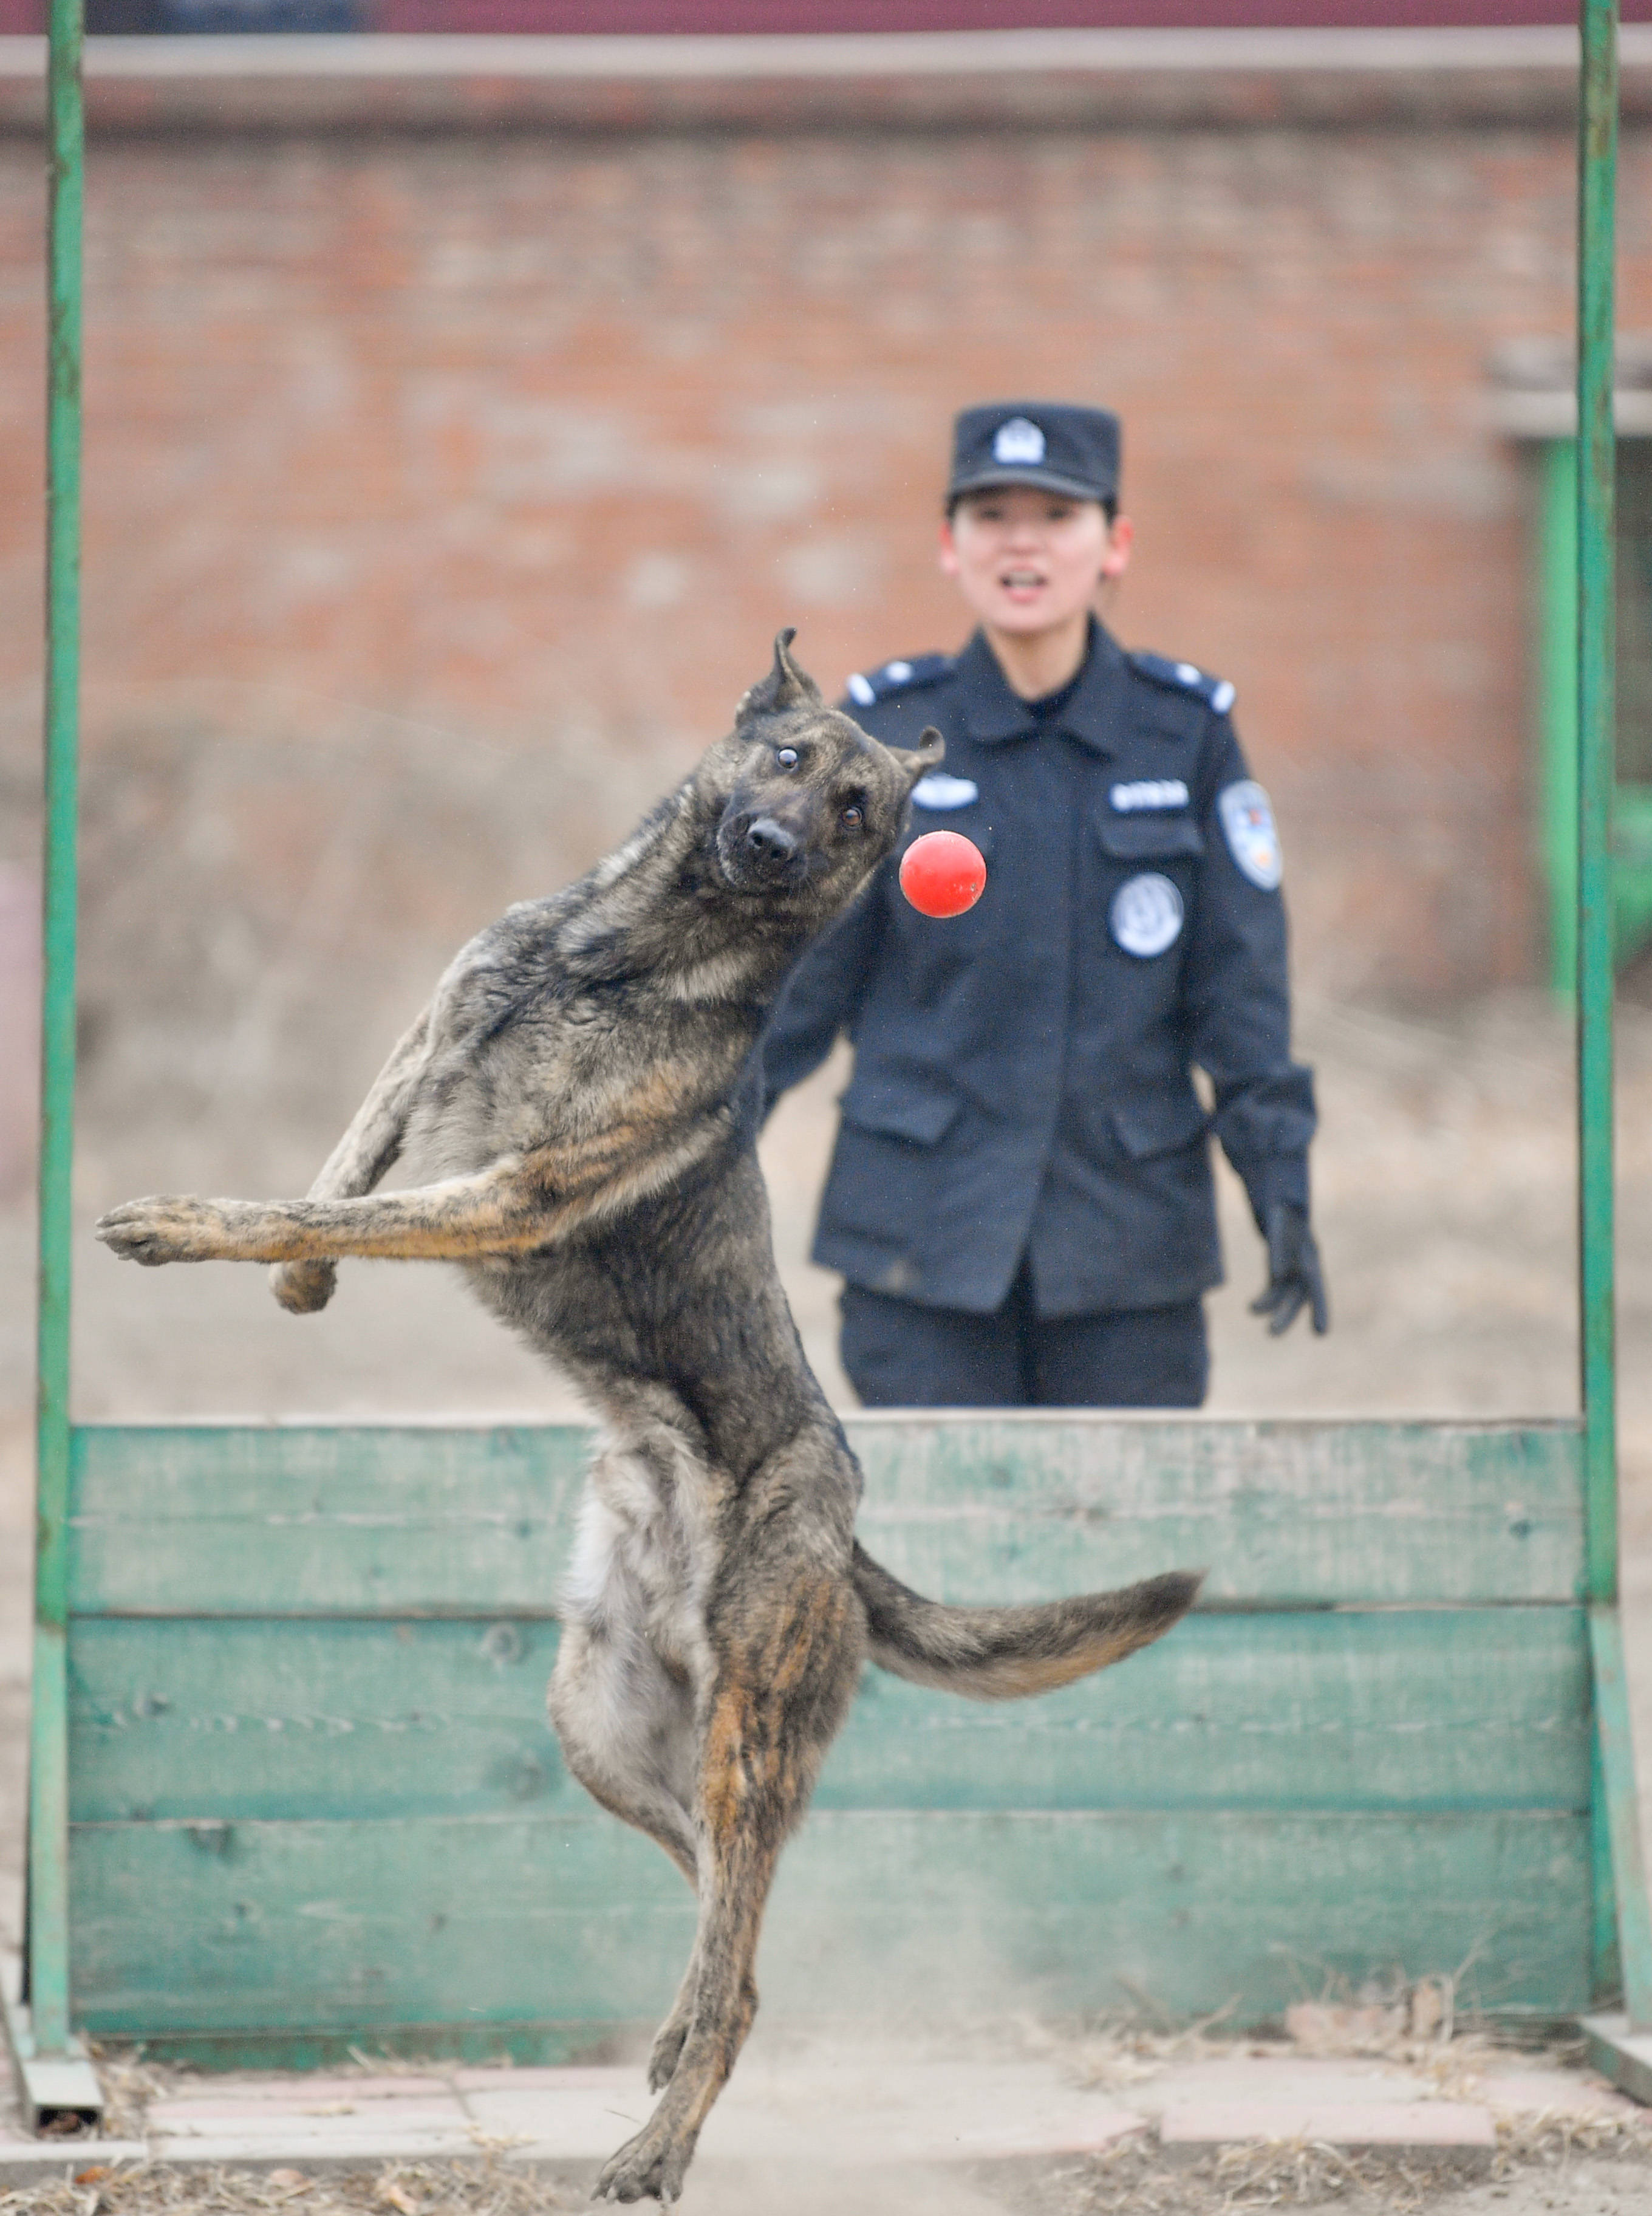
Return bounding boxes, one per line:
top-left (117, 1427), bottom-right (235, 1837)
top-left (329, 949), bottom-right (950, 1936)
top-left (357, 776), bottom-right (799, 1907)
top-left (2, 2149), bottom-right (1651, 2216)
top-left (4, 983), bottom-right (1652, 2211)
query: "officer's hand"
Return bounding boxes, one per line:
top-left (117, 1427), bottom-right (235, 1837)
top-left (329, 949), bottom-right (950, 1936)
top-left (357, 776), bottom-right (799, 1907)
top-left (1251, 1202), bottom-right (1328, 1337)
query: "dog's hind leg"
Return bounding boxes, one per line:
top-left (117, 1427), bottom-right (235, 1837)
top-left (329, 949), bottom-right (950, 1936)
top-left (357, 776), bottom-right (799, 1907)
top-left (548, 1488), bottom-right (703, 1892)
top-left (594, 1561), bottom-right (861, 2205)
top-left (548, 1544), bottom-right (709, 2101)
top-left (548, 1621), bottom-right (699, 1886)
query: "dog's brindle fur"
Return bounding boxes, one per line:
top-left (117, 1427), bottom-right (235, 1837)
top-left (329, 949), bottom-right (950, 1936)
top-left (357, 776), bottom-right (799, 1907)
top-left (98, 634), bottom-right (1202, 2206)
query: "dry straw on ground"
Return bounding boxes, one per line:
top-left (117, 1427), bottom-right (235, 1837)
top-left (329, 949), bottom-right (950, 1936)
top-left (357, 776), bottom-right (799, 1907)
top-left (0, 2161), bottom-right (585, 2216)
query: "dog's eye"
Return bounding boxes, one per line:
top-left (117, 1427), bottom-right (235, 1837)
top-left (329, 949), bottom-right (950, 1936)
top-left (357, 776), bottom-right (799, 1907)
top-left (841, 802), bottom-right (864, 829)
top-left (775, 748), bottom-right (799, 770)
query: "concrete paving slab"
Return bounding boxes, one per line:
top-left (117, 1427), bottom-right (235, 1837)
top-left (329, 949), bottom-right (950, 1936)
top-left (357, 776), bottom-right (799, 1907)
top-left (451, 2064), bottom-right (624, 2091)
top-left (465, 2059), bottom-right (1148, 2169)
top-left (703, 2061), bottom-right (1147, 2167)
top-left (0, 2139), bottom-right (148, 2186)
top-left (146, 2127), bottom-right (488, 2166)
top-left (150, 2091), bottom-right (466, 2127)
top-left (262, 2074), bottom-right (456, 2104)
top-left (1473, 2067), bottom-right (1639, 2118)
top-left (1136, 2057), bottom-right (1434, 2108)
top-left (1159, 2099), bottom-right (1498, 2150)
top-left (459, 2070), bottom-right (652, 2160)
top-left (4, 2045), bottom-right (1634, 2182)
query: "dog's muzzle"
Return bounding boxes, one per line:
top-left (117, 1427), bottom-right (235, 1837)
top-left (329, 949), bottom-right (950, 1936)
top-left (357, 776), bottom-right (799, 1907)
top-left (717, 808), bottom-right (808, 889)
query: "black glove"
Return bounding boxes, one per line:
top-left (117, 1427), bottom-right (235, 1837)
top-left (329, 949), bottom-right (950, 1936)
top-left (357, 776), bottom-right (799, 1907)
top-left (1251, 1202), bottom-right (1328, 1338)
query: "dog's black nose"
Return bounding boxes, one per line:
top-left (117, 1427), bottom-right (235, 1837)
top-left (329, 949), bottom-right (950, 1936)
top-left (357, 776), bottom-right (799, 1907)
top-left (745, 817), bottom-right (799, 863)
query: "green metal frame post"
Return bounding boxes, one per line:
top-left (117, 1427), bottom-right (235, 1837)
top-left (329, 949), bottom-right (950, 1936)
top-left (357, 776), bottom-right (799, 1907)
top-left (1535, 433), bottom-right (1652, 991)
top-left (1541, 437), bottom-right (1580, 999)
top-left (26, 0), bottom-right (84, 2070)
top-left (1577, 0), bottom-right (1652, 2038)
top-left (1577, 7), bottom-right (1617, 1595)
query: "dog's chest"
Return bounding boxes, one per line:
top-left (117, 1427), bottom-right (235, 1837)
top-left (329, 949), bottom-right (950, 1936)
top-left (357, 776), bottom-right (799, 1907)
top-left (565, 1431), bottom-right (726, 1678)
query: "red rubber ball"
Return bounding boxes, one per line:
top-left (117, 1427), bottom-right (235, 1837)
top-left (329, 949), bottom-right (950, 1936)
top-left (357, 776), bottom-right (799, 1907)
top-left (899, 830), bottom-right (988, 918)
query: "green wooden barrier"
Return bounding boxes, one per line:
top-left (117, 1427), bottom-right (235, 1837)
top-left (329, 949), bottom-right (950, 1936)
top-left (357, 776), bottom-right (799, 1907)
top-left (13, 0), bottom-right (1652, 2119)
top-left (57, 1417), bottom-right (1600, 2062)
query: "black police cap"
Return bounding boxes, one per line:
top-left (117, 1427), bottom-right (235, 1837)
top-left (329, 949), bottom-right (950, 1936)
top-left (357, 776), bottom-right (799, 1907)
top-left (949, 401), bottom-right (1121, 505)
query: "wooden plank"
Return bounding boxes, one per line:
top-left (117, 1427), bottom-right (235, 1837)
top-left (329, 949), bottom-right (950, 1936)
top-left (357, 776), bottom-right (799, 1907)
top-left (69, 1807), bottom-right (1592, 2036)
top-left (69, 1425), bottom-right (590, 1617)
top-left (68, 1419), bottom-right (1583, 1614)
top-left (825, 1607), bottom-right (1588, 1815)
top-left (67, 1616), bottom-right (573, 1825)
top-left (67, 1609), bottom-right (1590, 1826)
top-left (850, 1415), bottom-right (1584, 1606)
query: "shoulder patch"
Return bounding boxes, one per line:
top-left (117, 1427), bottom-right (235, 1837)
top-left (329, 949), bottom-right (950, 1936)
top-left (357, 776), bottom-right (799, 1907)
top-left (1218, 780), bottom-right (1283, 891)
top-left (1130, 650), bottom-right (1237, 719)
top-left (845, 652), bottom-right (953, 709)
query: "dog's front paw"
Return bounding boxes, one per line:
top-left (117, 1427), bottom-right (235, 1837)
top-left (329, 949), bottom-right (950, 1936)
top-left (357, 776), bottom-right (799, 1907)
top-left (594, 2119), bottom-right (692, 2205)
top-left (270, 1258), bottom-right (336, 1314)
top-left (95, 1195), bottom-right (217, 1267)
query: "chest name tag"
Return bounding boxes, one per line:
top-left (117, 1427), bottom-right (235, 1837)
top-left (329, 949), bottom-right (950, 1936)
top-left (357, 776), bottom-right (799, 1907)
top-left (1111, 872), bottom-right (1184, 959)
top-left (1110, 778), bottom-right (1189, 813)
top-left (911, 774), bottom-right (980, 810)
top-left (1218, 780), bottom-right (1283, 890)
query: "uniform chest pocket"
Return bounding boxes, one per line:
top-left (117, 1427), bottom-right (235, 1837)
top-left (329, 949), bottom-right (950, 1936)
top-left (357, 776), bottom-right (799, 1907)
top-left (901, 808), bottom-right (995, 860)
top-left (1096, 813), bottom-right (1205, 861)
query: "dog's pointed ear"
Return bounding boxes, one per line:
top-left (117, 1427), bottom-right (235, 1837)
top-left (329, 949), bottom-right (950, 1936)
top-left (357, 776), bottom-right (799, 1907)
top-left (885, 727), bottom-right (945, 788)
top-left (735, 628), bottom-right (823, 725)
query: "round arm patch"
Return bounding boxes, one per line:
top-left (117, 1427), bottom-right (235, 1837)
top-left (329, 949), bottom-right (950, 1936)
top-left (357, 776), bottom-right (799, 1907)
top-left (1217, 780), bottom-right (1283, 891)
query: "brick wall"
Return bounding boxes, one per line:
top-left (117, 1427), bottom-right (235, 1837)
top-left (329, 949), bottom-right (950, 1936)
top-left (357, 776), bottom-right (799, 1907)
top-left (3, 67), bottom-right (1650, 1161)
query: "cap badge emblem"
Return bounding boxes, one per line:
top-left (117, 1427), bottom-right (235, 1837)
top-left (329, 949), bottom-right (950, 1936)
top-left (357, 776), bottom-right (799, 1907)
top-left (992, 417), bottom-right (1046, 465)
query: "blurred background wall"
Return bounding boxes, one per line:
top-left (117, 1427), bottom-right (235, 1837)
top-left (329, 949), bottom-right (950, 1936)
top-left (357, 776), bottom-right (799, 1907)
top-left (1, 18), bottom-right (1651, 1429)
top-left (0, 31), bottom-right (1648, 1087)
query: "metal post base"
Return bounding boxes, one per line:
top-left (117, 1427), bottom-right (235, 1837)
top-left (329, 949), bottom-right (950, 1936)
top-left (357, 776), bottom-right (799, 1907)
top-left (1, 1980), bottom-right (103, 2133)
top-left (1581, 2011), bottom-right (1652, 2106)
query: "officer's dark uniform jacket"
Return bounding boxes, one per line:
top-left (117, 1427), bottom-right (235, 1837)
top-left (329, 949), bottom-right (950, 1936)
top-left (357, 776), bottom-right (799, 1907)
top-left (759, 621), bottom-right (1317, 1317)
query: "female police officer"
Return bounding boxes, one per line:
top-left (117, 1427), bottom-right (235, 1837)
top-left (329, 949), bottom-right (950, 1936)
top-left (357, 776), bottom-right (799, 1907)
top-left (760, 400), bottom-right (1326, 1407)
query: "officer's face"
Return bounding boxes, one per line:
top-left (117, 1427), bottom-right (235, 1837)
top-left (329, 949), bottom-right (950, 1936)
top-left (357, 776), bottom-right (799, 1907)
top-left (939, 488), bottom-right (1130, 637)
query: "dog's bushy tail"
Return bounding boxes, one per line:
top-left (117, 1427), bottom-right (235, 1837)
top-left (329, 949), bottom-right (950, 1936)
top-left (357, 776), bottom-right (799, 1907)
top-left (851, 1542), bottom-right (1203, 1701)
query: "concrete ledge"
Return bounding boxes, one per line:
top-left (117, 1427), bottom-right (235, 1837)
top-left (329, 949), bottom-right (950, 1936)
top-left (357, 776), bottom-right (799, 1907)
top-left (0, 2142), bottom-right (149, 2186)
top-left (1159, 2099), bottom-right (1498, 2154)
top-left (1, 26), bottom-right (1651, 134)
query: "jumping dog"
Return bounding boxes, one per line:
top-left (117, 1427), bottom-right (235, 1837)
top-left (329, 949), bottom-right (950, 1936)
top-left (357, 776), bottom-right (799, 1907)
top-left (98, 632), bottom-right (1202, 2204)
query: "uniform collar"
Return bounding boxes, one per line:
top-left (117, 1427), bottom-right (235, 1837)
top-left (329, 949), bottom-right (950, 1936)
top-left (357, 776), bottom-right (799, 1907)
top-left (957, 618), bottom-right (1127, 754)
